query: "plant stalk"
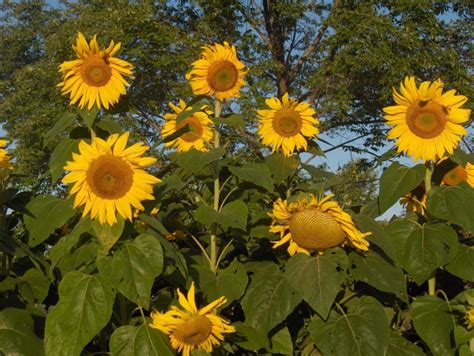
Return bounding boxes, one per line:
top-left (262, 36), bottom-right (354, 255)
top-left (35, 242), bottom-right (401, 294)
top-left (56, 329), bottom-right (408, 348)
top-left (425, 161), bottom-right (435, 295)
top-left (210, 100), bottom-right (222, 272)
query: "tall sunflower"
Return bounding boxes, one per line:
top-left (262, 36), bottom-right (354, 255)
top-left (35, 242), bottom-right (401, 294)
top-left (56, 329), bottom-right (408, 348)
top-left (442, 163), bottom-right (474, 188)
top-left (269, 194), bottom-right (370, 255)
top-left (0, 140), bottom-right (13, 170)
top-left (58, 32), bottom-right (133, 110)
top-left (400, 183), bottom-right (427, 215)
top-left (161, 100), bottom-right (214, 152)
top-left (150, 282), bottom-right (235, 356)
top-left (383, 76), bottom-right (470, 162)
top-left (186, 42), bottom-right (246, 101)
top-left (63, 132), bottom-right (160, 225)
top-left (258, 93), bottom-right (319, 157)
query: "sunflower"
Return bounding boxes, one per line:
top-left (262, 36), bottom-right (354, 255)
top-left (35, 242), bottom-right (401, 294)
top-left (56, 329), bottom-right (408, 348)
top-left (58, 32), bottom-right (133, 110)
top-left (383, 76), bottom-right (470, 162)
top-left (150, 282), bottom-right (235, 356)
top-left (258, 93), bottom-right (319, 157)
top-left (0, 140), bottom-right (13, 170)
top-left (269, 194), bottom-right (370, 255)
top-left (466, 308), bottom-right (474, 329)
top-left (161, 100), bottom-right (214, 152)
top-left (63, 132), bottom-right (161, 225)
top-left (442, 163), bottom-right (474, 188)
top-left (400, 183), bottom-right (427, 215)
top-left (186, 42), bottom-right (246, 101)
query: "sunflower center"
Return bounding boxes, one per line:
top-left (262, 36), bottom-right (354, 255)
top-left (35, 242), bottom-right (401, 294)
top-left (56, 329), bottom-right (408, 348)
top-left (80, 54), bottom-right (112, 87)
top-left (406, 100), bottom-right (448, 139)
top-left (86, 155), bottom-right (134, 199)
top-left (272, 108), bottom-right (302, 137)
top-left (172, 315), bottom-right (213, 346)
top-left (289, 208), bottom-right (346, 250)
top-left (443, 165), bottom-right (468, 186)
top-left (207, 60), bottom-right (238, 92)
top-left (175, 116), bottom-right (204, 142)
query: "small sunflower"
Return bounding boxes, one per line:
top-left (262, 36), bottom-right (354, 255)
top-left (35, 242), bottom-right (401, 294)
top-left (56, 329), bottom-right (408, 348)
top-left (269, 194), bottom-right (370, 255)
top-left (442, 163), bottom-right (474, 188)
top-left (186, 42), bottom-right (246, 101)
top-left (63, 132), bottom-right (161, 225)
top-left (383, 76), bottom-right (470, 162)
top-left (58, 32), bottom-right (133, 110)
top-left (258, 93), bottom-right (319, 157)
top-left (161, 100), bottom-right (214, 152)
top-left (466, 308), bottom-right (474, 329)
top-left (400, 184), bottom-right (427, 215)
top-left (0, 140), bottom-right (13, 170)
top-left (150, 282), bottom-right (235, 356)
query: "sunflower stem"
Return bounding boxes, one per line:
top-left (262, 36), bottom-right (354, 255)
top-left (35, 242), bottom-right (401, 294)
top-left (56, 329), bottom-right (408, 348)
top-left (428, 277), bottom-right (436, 296)
top-left (210, 100), bottom-right (222, 273)
top-left (424, 161), bottom-right (436, 295)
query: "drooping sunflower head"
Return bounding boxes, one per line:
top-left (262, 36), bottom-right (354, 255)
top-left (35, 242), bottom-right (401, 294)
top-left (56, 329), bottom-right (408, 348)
top-left (0, 140), bottom-right (13, 170)
top-left (150, 282), bottom-right (235, 356)
top-left (63, 132), bottom-right (161, 225)
top-left (269, 194), bottom-right (370, 255)
top-left (258, 93), bottom-right (319, 157)
top-left (400, 183), bottom-right (427, 215)
top-left (186, 42), bottom-right (246, 101)
top-left (161, 100), bottom-right (214, 152)
top-left (442, 163), bottom-right (474, 188)
top-left (383, 76), bottom-right (470, 162)
top-left (58, 32), bottom-right (134, 110)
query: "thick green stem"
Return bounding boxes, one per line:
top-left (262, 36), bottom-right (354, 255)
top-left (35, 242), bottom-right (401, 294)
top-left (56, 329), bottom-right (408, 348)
top-left (425, 161), bottom-right (436, 295)
top-left (210, 100), bottom-right (222, 272)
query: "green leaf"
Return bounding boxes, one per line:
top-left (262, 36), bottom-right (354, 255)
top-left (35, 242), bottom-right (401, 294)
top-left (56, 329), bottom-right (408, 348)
top-left (378, 162), bottom-right (426, 213)
top-left (79, 106), bottom-right (100, 128)
top-left (446, 244), bottom-right (474, 282)
top-left (427, 184), bottom-right (474, 234)
top-left (49, 138), bottom-right (79, 182)
top-left (396, 224), bottom-right (459, 285)
top-left (108, 234), bottom-right (163, 308)
top-left (191, 260), bottom-right (248, 305)
top-left (268, 326), bottom-right (293, 355)
top-left (92, 215), bottom-right (124, 252)
top-left (349, 250), bottom-right (407, 301)
top-left (176, 148), bottom-right (225, 173)
top-left (285, 249), bottom-right (347, 318)
top-left (19, 268), bottom-right (50, 303)
top-left (95, 118), bottom-right (122, 134)
top-left (215, 114), bottom-right (245, 129)
top-left (175, 105), bottom-right (204, 124)
top-left (219, 200), bottom-right (248, 230)
top-left (109, 324), bottom-right (174, 356)
top-left (241, 263), bottom-right (299, 334)
top-left (45, 271), bottom-right (115, 356)
top-left (25, 195), bottom-right (76, 247)
top-left (411, 295), bottom-right (456, 355)
top-left (385, 332), bottom-right (425, 356)
top-left (0, 308), bottom-right (44, 356)
top-left (229, 163), bottom-right (274, 192)
top-left (44, 112), bottom-right (76, 147)
top-left (265, 153), bottom-right (299, 183)
top-left (302, 164), bottom-right (336, 181)
top-left (332, 297), bottom-right (390, 356)
top-left (234, 323), bottom-right (268, 352)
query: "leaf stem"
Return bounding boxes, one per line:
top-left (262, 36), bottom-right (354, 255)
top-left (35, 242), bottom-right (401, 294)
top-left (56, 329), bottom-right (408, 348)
top-left (210, 100), bottom-right (222, 273)
top-left (428, 277), bottom-right (436, 296)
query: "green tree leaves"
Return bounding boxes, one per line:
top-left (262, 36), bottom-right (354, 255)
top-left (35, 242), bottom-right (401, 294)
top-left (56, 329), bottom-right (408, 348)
top-left (109, 325), bottom-right (174, 356)
top-left (44, 271), bottom-right (115, 356)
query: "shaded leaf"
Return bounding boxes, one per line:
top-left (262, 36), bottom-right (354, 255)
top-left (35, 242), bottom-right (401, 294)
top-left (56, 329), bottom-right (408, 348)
top-left (268, 326), bottom-right (293, 355)
top-left (49, 138), bottom-right (79, 182)
top-left (265, 153), bottom-right (299, 183)
top-left (229, 163), bottom-right (274, 192)
top-left (92, 215), bottom-right (124, 252)
top-left (446, 244), bottom-right (474, 282)
top-left (44, 112), bottom-right (76, 147)
top-left (176, 148), bottom-right (225, 173)
top-left (79, 106), bottom-right (100, 128)
top-left (19, 268), bottom-right (50, 304)
top-left (385, 332), bottom-right (425, 356)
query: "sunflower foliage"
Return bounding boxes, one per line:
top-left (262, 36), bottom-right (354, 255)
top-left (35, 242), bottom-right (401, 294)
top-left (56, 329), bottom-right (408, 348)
top-left (0, 14), bottom-right (473, 356)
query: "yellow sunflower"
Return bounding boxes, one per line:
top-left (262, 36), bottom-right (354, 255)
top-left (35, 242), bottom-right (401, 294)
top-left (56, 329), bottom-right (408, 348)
top-left (150, 282), bottom-right (235, 356)
top-left (442, 163), bottom-right (474, 188)
top-left (0, 140), bottom-right (13, 170)
top-left (383, 76), bottom-right (470, 162)
top-left (186, 42), bottom-right (246, 101)
top-left (466, 308), bottom-right (474, 329)
top-left (63, 132), bottom-right (161, 225)
top-left (269, 194), bottom-right (370, 255)
top-left (161, 100), bottom-right (214, 152)
top-left (400, 184), bottom-right (427, 215)
top-left (258, 93), bottom-right (319, 157)
top-left (58, 32), bottom-right (133, 110)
